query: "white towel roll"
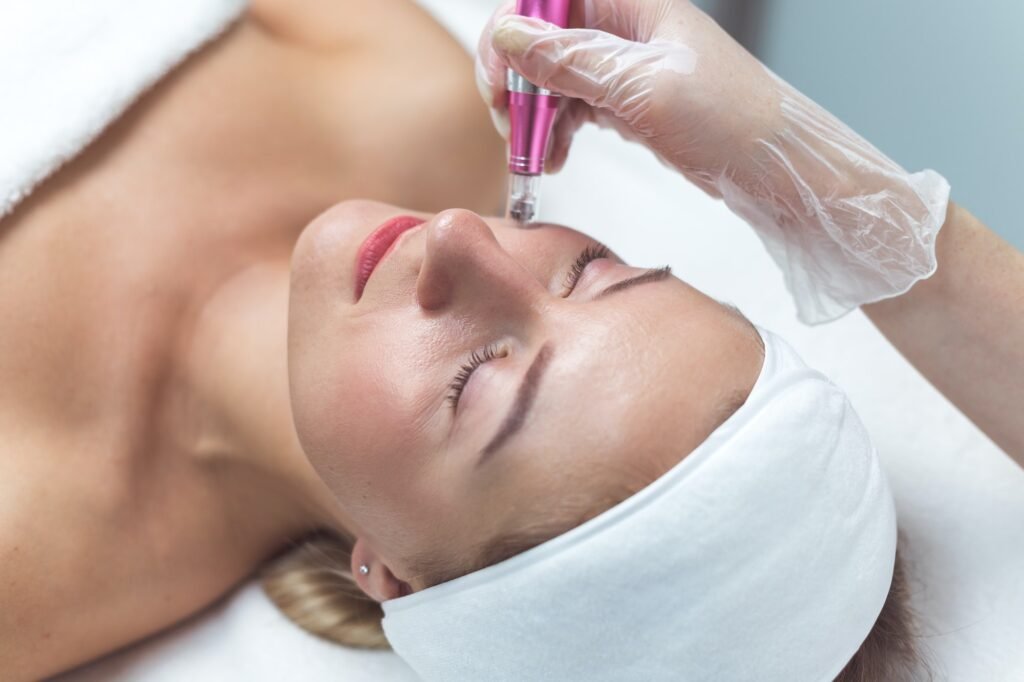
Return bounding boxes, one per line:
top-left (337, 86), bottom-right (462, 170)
top-left (0, 0), bottom-right (245, 218)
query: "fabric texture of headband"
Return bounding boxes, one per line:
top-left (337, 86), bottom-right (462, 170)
top-left (382, 328), bottom-right (897, 681)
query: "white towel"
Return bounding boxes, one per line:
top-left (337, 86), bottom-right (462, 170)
top-left (0, 0), bottom-right (245, 218)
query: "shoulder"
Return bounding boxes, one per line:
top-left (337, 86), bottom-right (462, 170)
top-left (247, 0), bottom-right (506, 213)
top-left (248, 0), bottom-right (455, 51)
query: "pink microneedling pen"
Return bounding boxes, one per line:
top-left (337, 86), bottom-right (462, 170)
top-left (505, 0), bottom-right (572, 224)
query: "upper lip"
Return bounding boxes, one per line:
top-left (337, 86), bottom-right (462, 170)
top-left (354, 215), bottom-right (425, 300)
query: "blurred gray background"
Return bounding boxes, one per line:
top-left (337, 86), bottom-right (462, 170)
top-left (695, 0), bottom-right (1024, 250)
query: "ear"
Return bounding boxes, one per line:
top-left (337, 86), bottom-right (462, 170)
top-left (351, 537), bottom-right (413, 602)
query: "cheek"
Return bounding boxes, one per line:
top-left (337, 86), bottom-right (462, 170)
top-left (296, 348), bottom-right (448, 502)
top-left (290, 306), bottom-right (461, 522)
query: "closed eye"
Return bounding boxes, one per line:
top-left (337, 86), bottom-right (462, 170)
top-left (447, 343), bottom-right (505, 411)
top-left (562, 244), bottom-right (611, 296)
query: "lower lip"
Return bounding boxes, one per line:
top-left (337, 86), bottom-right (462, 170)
top-left (355, 215), bottom-right (425, 300)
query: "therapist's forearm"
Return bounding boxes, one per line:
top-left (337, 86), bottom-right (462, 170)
top-left (863, 201), bottom-right (1024, 460)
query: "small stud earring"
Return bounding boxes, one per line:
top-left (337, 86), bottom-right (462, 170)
top-left (358, 564), bottom-right (370, 576)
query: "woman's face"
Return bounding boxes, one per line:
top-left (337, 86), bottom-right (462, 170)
top-left (288, 200), bottom-right (763, 589)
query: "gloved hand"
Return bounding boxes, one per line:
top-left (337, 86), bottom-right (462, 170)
top-left (476, 0), bottom-right (950, 324)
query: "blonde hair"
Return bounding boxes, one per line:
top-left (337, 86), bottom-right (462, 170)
top-left (835, 548), bottom-right (925, 681)
top-left (260, 528), bottom-right (388, 649)
top-left (261, 527), bottom-right (922, 679)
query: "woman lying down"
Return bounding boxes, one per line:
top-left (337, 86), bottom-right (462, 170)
top-left (4, 0), bottom-right (1022, 680)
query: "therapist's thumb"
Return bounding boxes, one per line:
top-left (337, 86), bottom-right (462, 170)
top-left (492, 16), bottom-right (653, 113)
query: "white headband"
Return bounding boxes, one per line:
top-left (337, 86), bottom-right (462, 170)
top-left (382, 328), bottom-right (897, 681)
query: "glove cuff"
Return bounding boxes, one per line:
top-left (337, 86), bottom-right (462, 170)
top-left (717, 75), bottom-right (951, 324)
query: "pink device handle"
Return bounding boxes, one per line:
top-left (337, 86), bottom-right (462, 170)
top-left (507, 0), bottom-right (572, 175)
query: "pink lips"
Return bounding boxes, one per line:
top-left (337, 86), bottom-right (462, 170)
top-left (355, 215), bottom-right (425, 300)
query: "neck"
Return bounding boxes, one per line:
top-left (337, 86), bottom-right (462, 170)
top-left (182, 254), bottom-right (350, 535)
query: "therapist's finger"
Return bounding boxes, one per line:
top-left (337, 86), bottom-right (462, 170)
top-left (475, 0), bottom-right (515, 109)
top-left (492, 17), bottom-right (659, 113)
top-left (475, 0), bottom-right (516, 137)
top-left (547, 99), bottom-right (591, 173)
top-left (576, 0), bottom-right (667, 40)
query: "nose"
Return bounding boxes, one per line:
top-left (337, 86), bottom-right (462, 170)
top-left (416, 209), bottom-right (542, 314)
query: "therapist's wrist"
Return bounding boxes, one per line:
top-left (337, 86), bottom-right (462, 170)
top-left (862, 200), bottom-right (959, 313)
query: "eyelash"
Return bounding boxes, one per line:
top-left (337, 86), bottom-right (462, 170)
top-left (447, 344), bottom-right (504, 410)
top-left (563, 243), bottom-right (610, 296)
top-left (446, 243), bottom-right (610, 412)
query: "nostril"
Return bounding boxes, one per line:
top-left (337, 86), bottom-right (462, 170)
top-left (415, 265), bottom-right (454, 311)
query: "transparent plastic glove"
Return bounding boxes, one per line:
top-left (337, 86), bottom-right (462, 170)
top-left (476, 0), bottom-right (950, 324)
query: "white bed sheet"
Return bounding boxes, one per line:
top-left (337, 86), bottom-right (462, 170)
top-left (57, 1), bottom-right (1024, 680)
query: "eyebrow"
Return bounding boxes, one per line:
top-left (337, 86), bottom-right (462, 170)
top-left (479, 342), bottom-right (553, 465)
top-left (596, 266), bottom-right (671, 298)
top-left (477, 266), bottom-right (672, 465)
